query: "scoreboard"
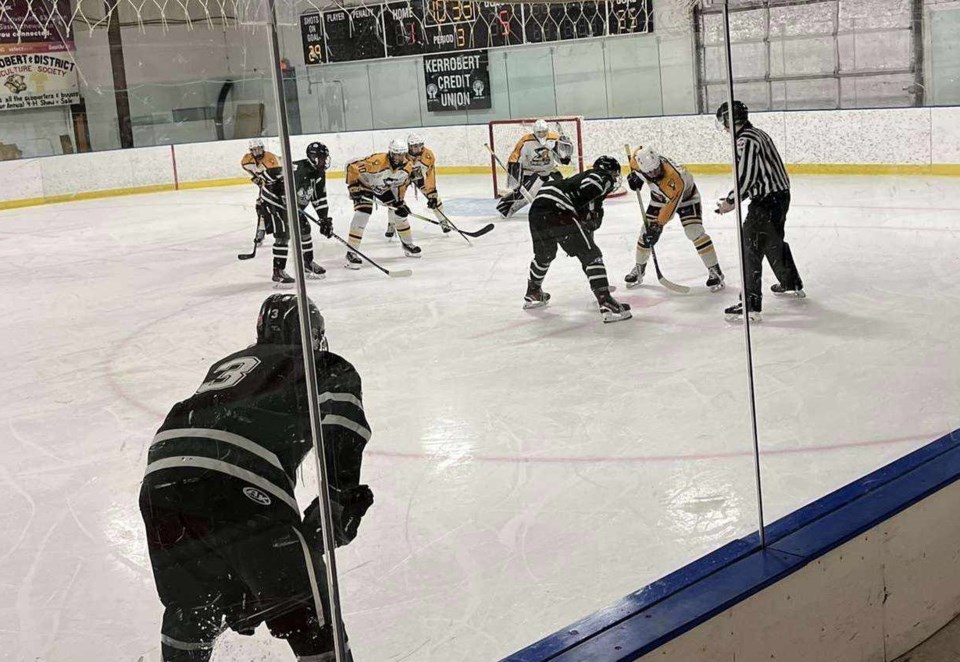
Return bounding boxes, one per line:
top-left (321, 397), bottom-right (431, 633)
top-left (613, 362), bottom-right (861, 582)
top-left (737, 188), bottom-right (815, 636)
top-left (301, 0), bottom-right (653, 65)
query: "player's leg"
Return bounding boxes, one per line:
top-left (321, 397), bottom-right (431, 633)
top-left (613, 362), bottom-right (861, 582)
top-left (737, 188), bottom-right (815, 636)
top-left (299, 217), bottom-right (326, 279)
top-left (345, 194), bottom-right (373, 269)
top-left (270, 209), bottom-right (295, 286)
top-left (524, 208), bottom-right (558, 308)
top-left (625, 205), bottom-right (659, 288)
top-left (390, 208), bottom-right (421, 258)
top-left (561, 230), bottom-right (631, 322)
top-left (139, 480), bottom-right (234, 662)
top-left (232, 522), bottom-right (353, 662)
top-left (765, 191), bottom-right (804, 295)
top-left (497, 173), bottom-right (543, 218)
top-left (678, 199), bottom-right (724, 291)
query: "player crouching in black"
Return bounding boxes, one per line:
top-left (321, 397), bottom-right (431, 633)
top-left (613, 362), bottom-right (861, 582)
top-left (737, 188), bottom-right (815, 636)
top-left (524, 156), bottom-right (632, 323)
top-left (139, 293), bottom-right (372, 662)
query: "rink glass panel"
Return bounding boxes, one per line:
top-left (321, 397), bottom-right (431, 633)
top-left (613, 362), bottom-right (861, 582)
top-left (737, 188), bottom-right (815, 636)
top-left (723, 1), bottom-right (960, 527)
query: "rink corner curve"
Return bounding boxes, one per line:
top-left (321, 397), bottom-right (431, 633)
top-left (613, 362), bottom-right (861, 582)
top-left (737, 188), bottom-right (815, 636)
top-left (503, 428), bottom-right (960, 662)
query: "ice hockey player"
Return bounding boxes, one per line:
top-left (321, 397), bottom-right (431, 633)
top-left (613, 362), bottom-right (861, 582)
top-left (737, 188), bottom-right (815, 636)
top-left (716, 100), bottom-right (802, 320)
top-left (524, 156), bottom-right (632, 323)
top-left (344, 139), bottom-right (421, 268)
top-left (393, 132), bottom-right (451, 236)
top-left (240, 138), bottom-right (281, 248)
top-left (625, 145), bottom-right (724, 291)
top-left (258, 143), bottom-right (331, 285)
top-left (497, 119), bottom-right (575, 218)
top-left (139, 293), bottom-right (373, 662)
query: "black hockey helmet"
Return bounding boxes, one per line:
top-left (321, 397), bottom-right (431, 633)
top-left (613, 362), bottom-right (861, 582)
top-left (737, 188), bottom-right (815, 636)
top-left (592, 155), bottom-right (623, 189)
top-left (716, 100), bottom-right (749, 130)
top-left (306, 142), bottom-right (330, 170)
top-left (257, 294), bottom-right (328, 352)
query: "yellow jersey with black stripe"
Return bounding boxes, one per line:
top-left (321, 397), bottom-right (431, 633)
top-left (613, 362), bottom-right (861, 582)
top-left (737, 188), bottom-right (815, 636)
top-left (408, 147), bottom-right (438, 197)
top-left (507, 132), bottom-right (564, 176)
top-left (629, 152), bottom-right (698, 226)
top-left (345, 152), bottom-right (415, 197)
top-left (241, 151), bottom-right (281, 185)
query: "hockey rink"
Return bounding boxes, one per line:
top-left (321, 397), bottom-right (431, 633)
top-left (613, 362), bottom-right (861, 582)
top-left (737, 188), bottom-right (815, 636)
top-left (2, 173), bottom-right (958, 661)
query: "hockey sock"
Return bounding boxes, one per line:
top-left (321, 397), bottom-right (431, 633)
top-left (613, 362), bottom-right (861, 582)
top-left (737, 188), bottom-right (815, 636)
top-left (528, 258), bottom-right (551, 286)
top-left (582, 257), bottom-right (610, 292)
top-left (395, 220), bottom-right (414, 245)
top-left (303, 237), bottom-right (314, 265)
top-left (273, 241), bottom-right (289, 271)
top-left (635, 237), bottom-right (652, 266)
top-left (683, 220), bottom-right (719, 269)
top-left (347, 211), bottom-right (370, 250)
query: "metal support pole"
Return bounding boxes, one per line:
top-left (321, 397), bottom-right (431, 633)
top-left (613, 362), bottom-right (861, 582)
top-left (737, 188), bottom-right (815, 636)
top-left (264, 1), bottom-right (349, 659)
top-left (720, 0), bottom-right (766, 548)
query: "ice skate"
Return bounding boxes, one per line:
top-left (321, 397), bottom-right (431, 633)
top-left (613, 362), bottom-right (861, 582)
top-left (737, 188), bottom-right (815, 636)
top-left (706, 265), bottom-right (725, 292)
top-left (272, 268), bottom-right (295, 287)
top-left (304, 261), bottom-right (326, 280)
top-left (596, 288), bottom-right (632, 323)
top-left (523, 282), bottom-right (551, 310)
top-left (624, 263), bottom-right (646, 289)
top-left (771, 283), bottom-right (806, 298)
top-left (385, 222), bottom-right (396, 239)
top-left (402, 242), bottom-right (422, 259)
top-left (344, 251), bottom-right (363, 270)
top-left (724, 301), bottom-right (762, 322)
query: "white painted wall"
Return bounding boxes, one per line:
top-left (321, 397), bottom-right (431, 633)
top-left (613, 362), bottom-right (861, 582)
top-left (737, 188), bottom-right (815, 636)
top-left (3, 106), bottom-right (960, 205)
top-left (637, 479), bottom-right (960, 662)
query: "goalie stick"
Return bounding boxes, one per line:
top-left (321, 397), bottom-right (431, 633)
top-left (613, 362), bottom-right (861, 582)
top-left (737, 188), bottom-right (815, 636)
top-left (623, 144), bottom-right (690, 295)
top-left (484, 143), bottom-right (535, 204)
top-left (301, 211), bottom-right (412, 278)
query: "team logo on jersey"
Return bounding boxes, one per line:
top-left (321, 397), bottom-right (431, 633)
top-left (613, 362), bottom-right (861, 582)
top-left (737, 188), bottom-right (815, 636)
top-left (243, 486), bottom-right (272, 506)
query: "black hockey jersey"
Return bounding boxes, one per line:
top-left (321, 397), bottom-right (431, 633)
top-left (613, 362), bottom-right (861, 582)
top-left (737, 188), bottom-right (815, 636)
top-left (144, 344), bottom-right (370, 518)
top-left (532, 169), bottom-right (615, 220)
top-left (260, 159), bottom-right (329, 219)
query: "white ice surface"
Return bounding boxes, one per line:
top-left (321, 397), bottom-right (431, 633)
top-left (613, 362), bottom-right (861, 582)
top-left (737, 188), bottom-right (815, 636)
top-left (1, 174), bottom-right (958, 661)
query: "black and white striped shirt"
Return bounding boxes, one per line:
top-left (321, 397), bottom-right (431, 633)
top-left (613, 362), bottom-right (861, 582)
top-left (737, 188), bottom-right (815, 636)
top-left (730, 122), bottom-right (790, 201)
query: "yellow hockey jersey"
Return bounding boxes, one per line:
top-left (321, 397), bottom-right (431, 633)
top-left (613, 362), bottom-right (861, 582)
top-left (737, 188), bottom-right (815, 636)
top-left (346, 152), bottom-right (415, 197)
top-left (507, 131), bottom-right (565, 175)
top-left (241, 151), bottom-right (281, 184)
top-left (408, 147), bottom-right (438, 197)
top-left (629, 150), bottom-right (697, 226)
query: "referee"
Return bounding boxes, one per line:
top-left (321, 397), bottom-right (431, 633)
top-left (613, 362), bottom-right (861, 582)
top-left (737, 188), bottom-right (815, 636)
top-left (715, 100), bottom-right (804, 319)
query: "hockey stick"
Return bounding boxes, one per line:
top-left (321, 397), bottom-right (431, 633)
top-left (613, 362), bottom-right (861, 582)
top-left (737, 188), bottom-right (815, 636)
top-left (484, 143), bottom-right (535, 204)
top-left (623, 144), bottom-right (690, 295)
top-left (436, 208), bottom-right (495, 239)
top-left (301, 211), bottom-right (412, 278)
top-left (237, 240), bottom-right (258, 260)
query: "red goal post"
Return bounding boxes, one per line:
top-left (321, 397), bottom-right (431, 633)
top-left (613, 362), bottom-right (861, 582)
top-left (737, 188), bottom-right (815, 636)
top-left (487, 116), bottom-right (626, 199)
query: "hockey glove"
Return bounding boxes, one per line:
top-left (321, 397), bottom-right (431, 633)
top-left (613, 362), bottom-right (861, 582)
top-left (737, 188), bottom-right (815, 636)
top-left (642, 222), bottom-right (663, 247)
top-left (716, 195), bottom-right (736, 215)
top-left (426, 196), bottom-right (442, 210)
top-left (627, 172), bottom-right (644, 191)
top-left (302, 484), bottom-right (374, 548)
top-left (391, 202), bottom-right (411, 218)
top-left (348, 184), bottom-right (365, 202)
top-left (582, 210), bottom-right (603, 232)
top-left (318, 216), bottom-right (334, 238)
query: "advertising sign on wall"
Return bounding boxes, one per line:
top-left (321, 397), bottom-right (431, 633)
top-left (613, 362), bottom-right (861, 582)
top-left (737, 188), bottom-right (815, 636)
top-left (0, 52), bottom-right (80, 110)
top-left (0, 0), bottom-right (74, 55)
top-left (423, 49), bottom-right (490, 112)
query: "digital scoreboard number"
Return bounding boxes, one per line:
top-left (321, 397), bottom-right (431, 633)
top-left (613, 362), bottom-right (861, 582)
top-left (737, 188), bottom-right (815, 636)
top-left (304, 0), bottom-right (651, 65)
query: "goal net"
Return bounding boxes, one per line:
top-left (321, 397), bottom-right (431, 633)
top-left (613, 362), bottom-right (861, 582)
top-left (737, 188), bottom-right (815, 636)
top-left (488, 116), bottom-right (584, 199)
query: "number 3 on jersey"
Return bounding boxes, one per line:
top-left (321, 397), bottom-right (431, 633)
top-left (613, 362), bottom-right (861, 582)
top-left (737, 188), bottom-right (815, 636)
top-left (196, 356), bottom-right (261, 394)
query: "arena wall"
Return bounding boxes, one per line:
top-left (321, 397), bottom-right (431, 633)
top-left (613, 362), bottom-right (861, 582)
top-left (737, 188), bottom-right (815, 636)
top-left (3, 107), bottom-right (960, 209)
top-left (504, 429), bottom-right (960, 662)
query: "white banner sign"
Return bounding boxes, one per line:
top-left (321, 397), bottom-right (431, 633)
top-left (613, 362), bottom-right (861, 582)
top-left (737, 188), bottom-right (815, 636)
top-left (0, 53), bottom-right (79, 111)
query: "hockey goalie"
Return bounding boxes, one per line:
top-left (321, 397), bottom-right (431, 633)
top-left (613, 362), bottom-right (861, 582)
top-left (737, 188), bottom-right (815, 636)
top-left (496, 119), bottom-right (575, 219)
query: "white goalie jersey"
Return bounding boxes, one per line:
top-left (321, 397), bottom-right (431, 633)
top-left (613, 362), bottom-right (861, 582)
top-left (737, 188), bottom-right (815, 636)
top-left (507, 131), bottom-right (573, 177)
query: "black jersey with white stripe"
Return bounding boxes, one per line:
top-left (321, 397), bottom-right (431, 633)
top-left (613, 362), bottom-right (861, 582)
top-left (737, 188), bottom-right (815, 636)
top-left (533, 169), bottom-right (615, 218)
top-left (144, 345), bottom-right (370, 517)
top-left (730, 122), bottom-right (790, 201)
top-left (260, 160), bottom-right (328, 217)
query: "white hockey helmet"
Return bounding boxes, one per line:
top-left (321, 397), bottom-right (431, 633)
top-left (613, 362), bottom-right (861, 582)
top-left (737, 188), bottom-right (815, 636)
top-left (532, 119), bottom-right (549, 143)
top-left (634, 145), bottom-right (661, 174)
top-left (249, 138), bottom-right (265, 156)
top-left (388, 138), bottom-right (408, 166)
top-left (407, 133), bottom-right (425, 157)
